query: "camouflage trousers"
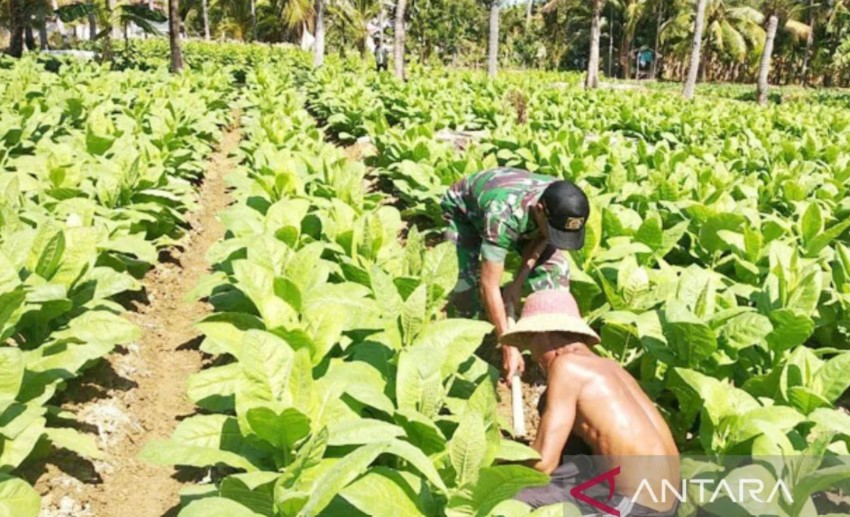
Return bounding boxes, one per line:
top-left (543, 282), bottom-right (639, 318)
top-left (442, 207), bottom-right (570, 317)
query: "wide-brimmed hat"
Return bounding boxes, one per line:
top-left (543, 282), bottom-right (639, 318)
top-left (499, 289), bottom-right (600, 349)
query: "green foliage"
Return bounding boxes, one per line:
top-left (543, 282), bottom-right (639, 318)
top-left (0, 56), bottom-right (233, 508)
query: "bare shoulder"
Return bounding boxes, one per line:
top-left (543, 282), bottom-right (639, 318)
top-left (548, 353), bottom-right (595, 383)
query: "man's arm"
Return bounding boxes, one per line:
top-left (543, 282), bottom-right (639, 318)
top-left (531, 359), bottom-right (580, 474)
top-left (480, 259), bottom-right (508, 336)
top-left (481, 259), bottom-right (525, 384)
top-left (503, 236), bottom-right (548, 310)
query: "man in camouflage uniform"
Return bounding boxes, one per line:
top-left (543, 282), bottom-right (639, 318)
top-left (441, 168), bottom-right (590, 383)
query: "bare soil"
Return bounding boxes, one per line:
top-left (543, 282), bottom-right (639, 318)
top-left (30, 115), bottom-right (241, 517)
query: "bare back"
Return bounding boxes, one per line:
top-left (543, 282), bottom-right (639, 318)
top-left (533, 350), bottom-right (679, 511)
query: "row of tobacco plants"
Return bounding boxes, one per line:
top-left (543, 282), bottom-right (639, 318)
top-left (0, 56), bottom-right (233, 515)
top-left (300, 53), bottom-right (850, 515)
top-left (140, 56), bottom-right (562, 516)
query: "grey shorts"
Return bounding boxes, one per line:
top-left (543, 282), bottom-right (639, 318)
top-left (515, 457), bottom-right (679, 516)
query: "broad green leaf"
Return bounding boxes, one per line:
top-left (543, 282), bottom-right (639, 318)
top-left (0, 349), bottom-right (23, 402)
top-left (327, 418), bottom-right (404, 446)
top-left (297, 442), bottom-right (390, 517)
top-left (0, 475), bottom-right (39, 517)
top-left (44, 427), bottom-right (103, 460)
top-left (339, 467), bottom-right (427, 517)
top-left (246, 407), bottom-right (311, 450)
top-left (449, 411), bottom-right (487, 486)
top-left (814, 353), bottom-right (850, 402)
top-left (179, 497), bottom-right (264, 517)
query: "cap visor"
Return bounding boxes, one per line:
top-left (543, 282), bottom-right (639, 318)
top-left (547, 224), bottom-right (585, 250)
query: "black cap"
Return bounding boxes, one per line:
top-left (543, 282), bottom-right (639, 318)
top-left (540, 180), bottom-right (590, 250)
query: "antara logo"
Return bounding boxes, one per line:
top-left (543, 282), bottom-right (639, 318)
top-left (568, 465), bottom-right (796, 517)
top-left (569, 466), bottom-right (622, 517)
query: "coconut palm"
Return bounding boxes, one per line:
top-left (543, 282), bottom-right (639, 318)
top-left (487, 0), bottom-right (500, 77)
top-left (665, 0), bottom-right (765, 83)
top-left (314, 0), bottom-right (324, 66)
top-left (394, 0), bottom-right (408, 78)
top-left (756, 0), bottom-right (806, 104)
top-left (169, 0), bottom-right (183, 71)
top-left (329, 0), bottom-right (380, 54)
top-left (586, 0), bottom-right (603, 87)
top-left (683, 0), bottom-right (707, 99)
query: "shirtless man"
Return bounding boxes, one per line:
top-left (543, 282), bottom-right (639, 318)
top-left (500, 289), bottom-right (680, 515)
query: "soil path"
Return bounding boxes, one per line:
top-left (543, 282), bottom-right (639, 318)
top-left (34, 113), bottom-right (241, 517)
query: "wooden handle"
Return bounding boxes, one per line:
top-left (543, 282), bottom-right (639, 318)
top-left (511, 374), bottom-right (526, 437)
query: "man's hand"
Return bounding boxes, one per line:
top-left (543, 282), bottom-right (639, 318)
top-left (502, 345), bottom-right (525, 386)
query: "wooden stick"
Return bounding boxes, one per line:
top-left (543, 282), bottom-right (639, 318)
top-left (506, 302), bottom-right (526, 437)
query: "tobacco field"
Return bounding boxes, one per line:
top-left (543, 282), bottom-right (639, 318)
top-left (2, 41), bottom-right (850, 516)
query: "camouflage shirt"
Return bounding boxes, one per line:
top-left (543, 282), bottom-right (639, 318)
top-left (443, 168), bottom-right (553, 262)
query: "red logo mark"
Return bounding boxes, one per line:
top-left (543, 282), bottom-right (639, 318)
top-left (569, 466), bottom-right (621, 517)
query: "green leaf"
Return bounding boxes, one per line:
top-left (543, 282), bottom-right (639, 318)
top-left (468, 465), bottom-right (548, 516)
top-left (495, 439), bottom-right (541, 462)
top-left (806, 219), bottom-right (850, 257)
top-left (327, 418), bottom-right (405, 446)
top-left (339, 467), bottom-right (427, 517)
top-left (396, 345), bottom-right (445, 419)
top-left (721, 312), bottom-right (772, 352)
top-left (661, 307), bottom-right (717, 367)
top-left (179, 497), bottom-right (264, 517)
top-left (800, 202), bottom-right (823, 246)
top-left (400, 284), bottom-right (427, 346)
top-left (297, 442), bottom-right (390, 517)
top-left (246, 407), bottom-right (311, 450)
top-left (814, 353), bottom-right (850, 403)
top-left (411, 319), bottom-right (492, 379)
top-left (0, 474), bottom-right (40, 517)
top-left (0, 349), bottom-right (23, 402)
top-left (44, 427), bottom-right (103, 460)
top-left (449, 411), bottom-right (487, 486)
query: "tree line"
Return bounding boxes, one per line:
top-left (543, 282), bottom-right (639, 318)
top-left (5, 0), bottom-right (850, 100)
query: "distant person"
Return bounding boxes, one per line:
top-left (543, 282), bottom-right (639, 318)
top-left (441, 168), bottom-right (590, 384)
top-left (500, 289), bottom-right (680, 515)
top-left (374, 37), bottom-right (388, 72)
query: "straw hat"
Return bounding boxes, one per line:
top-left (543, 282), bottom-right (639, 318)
top-left (499, 289), bottom-right (600, 349)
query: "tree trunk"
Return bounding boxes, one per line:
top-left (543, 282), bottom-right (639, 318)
top-left (619, 31), bottom-right (631, 79)
top-left (88, 2), bottom-right (98, 40)
top-left (39, 21), bottom-right (49, 50)
top-left (756, 13), bottom-right (779, 105)
top-left (526, 0), bottom-right (533, 27)
top-left (487, 1), bottom-right (500, 78)
top-left (202, 0), bottom-right (211, 40)
top-left (650, 4), bottom-right (662, 80)
top-left (108, 0), bottom-right (119, 38)
top-left (683, 0), bottom-right (707, 100)
top-left (313, 0), bottom-right (325, 67)
top-left (168, 0), bottom-right (184, 73)
top-left (250, 0), bottom-right (257, 41)
top-left (25, 26), bottom-right (36, 51)
top-left (8, 0), bottom-right (24, 57)
top-left (586, 0), bottom-right (602, 88)
top-left (801, 0), bottom-right (815, 86)
top-left (394, 0), bottom-right (408, 79)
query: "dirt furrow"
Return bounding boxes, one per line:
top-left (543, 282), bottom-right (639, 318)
top-left (33, 114), bottom-right (241, 517)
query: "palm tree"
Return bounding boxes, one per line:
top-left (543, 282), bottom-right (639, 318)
top-left (314, 0), bottom-right (324, 66)
top-left (487, 0), bottom-right (500, 78)
top-left (586, 0), bottom-right (603, 88)
top-left (7, 0), bottom-right (25, 56)
top-left (169, 0), bottom-right (184, 72)
top-left (756, 0), bottom-right (804, 104)
top-left (201, 0), bottom-right (210, 39)
top-left (394, 0), bottom-right (407, 78)
top-left (683, 0), bottom-right (707, 99)
top-left (329, 0), bottom-right (380, 54)
top-left (756, 9), bottom-right (778, 104)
